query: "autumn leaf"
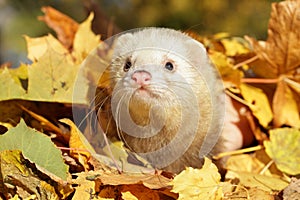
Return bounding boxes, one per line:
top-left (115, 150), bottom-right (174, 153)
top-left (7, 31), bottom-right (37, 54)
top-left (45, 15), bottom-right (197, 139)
top-left (72, 171), bottom-right (175, 199)
top-left (26, 47), bottom-right (81, 102)
top-left (39, 6), bottom-right (79, 50)
top-left (72, 171), bottom-right (97, 200)
top-left (0, 68), bottom-right (27, 100)
top-left (220, 37), bottom-right (250, 57)
top-left (0, 119), bottom-right (69, 180)
top-left (247, 1), bottom-right (300, 77)
top-left (24, 34), bottom-right (72, 62)
top-left (273, 80), bottom-right (300, 128)
top-left (226, 170), bottom-right (289, 192)
top-left (171, 158), bottom-right (222, 200)
top-left (208, 50), bottom-right (243, 87)
top-left (0, 150), bottom-right (61, 199)
top-left (72, 13), bottom-right (101, 63)
top-left (246, 0), bottom-right (300, 127)
top-left (60, 118), bottom-right (96, 170)
top-left (240, 83), bottom-right (273, 127)
top-left (264, 128), bottom-right (300, 175)
top-left (283, 178), bottom-right (300, 200)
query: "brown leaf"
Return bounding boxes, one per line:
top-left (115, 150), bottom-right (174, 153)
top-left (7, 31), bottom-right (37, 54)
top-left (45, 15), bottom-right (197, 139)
top-left (247, 0), bottom-right (300, 77)
top-left (0, 150), bottom-right (73, 199)
top-left (60, 118), bottom-right (96, 170)
top-left (95, 172), bottom-right (172, 190)
top-left (39, 6), bottom-right (79, 50)
top-left (283, 178), bottom-right (300, 200)
top-left (273, 80), bottom-right (300, 127)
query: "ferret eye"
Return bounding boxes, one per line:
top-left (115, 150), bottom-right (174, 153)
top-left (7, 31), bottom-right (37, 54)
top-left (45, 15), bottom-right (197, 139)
top-left (165, 62), bottom-right (174, 71)
top-left (123, 60), bottom-right (132, 72)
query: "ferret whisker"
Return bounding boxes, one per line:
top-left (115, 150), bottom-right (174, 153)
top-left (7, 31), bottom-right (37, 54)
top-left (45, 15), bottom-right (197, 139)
top-left (114, 92), bottom-right (137, 153)
top-left (76, 92), bottom-right (112, 131)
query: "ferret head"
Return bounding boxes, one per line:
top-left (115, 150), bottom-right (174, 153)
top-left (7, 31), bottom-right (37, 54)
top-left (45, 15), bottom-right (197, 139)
top-left (107, 28), bottom-right (225, 167)
top-left (110, 28), bottom-right (214, 105)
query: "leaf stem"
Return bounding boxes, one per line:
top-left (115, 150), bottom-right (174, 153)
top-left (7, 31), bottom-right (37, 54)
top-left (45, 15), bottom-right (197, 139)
top-left (225, 90), bottom-right (253, 108)
top-left (213, 145), bottom-right (264, 160)
top-left (234, 55), bottom-right (259, 69)
top-left (259, 160), bottom-right (274, 175)
top-left (242, 78), bottom-right (278, 84)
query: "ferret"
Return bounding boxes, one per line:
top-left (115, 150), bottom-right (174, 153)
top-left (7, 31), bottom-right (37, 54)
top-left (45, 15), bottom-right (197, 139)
top-left (105, 27), bottom-right (227, 173)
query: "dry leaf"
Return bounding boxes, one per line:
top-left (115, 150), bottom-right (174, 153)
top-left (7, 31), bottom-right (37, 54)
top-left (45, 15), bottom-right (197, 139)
top-left (220, 38), bottom-right (250, 56)
top-left (121, 191), bottom-right (139, 200)
top-left (240, 83), bottom-right (273, 127)
top-left (0, 150), bottom-right (73, 199)
top-left (60, 118), bottom-right (96, 170)
top-left (226, 154), bottom-right (272, 175)
top-left (72, 172), bottom-right (97, 200)
top-left (39, 6), bottom-right (79, 50)
top-left (246, 1), bottom-right (300, 127)
top-left (24, 34), bottom-right (72, 62)
top-left (208, 50), bottom-right (243, 87)
top-left (95, 171), bottom-right (172, 189)
top-left (72, 13), bottom-right (101, 63)
top-left (264, 128), bottom-right (300, 175)
top-left (283, 178), bottom-right (300, 200)
top-left (226, 170), bottom-right (288, 192)
top-left (247, 1), bottom-right (300, 77)
top-left (171, 158), bottom-right (222, 200)
top-left (273, 80), bottom-right (300, 128)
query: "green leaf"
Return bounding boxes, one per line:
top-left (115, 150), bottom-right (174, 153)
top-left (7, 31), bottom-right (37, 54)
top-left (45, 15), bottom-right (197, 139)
top-left (0, 68), bottom-right (26, 100)
top-left (264, 128), bottom-right (300, 175)
top-left (0, 119), bottom-right (69, 180)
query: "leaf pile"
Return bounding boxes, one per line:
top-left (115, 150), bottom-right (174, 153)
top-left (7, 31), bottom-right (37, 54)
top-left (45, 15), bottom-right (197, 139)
top-left (0, 1), bottom-right (300, 199)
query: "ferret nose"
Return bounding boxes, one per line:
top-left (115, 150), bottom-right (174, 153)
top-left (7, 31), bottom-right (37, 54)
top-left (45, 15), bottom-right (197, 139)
top-left (131, 70), bottom-right (152, 86)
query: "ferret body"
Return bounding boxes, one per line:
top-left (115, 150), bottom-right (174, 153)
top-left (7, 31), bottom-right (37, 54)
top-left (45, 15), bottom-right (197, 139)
top-left (108, 28), bottom-right (226, 173)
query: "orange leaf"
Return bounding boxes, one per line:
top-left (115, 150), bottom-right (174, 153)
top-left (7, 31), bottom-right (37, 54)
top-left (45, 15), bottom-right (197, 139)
top-left (273, 80), bottom-right (300, 128)
top-left (247, 1), bottom-right (300, 78)
top-left (39, 6), bottom-right (79, 50)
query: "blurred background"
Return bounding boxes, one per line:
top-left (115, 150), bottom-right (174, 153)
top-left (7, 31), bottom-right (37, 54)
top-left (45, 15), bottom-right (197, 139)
top-left (0, 0), bottom-right (281, 67)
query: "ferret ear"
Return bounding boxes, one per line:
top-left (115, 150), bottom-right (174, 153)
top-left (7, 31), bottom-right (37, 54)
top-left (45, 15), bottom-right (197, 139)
top-left (185, 39), bottom-right (209, 65)
top-left (113, 33), bottom-right (134, 56)
top-left (186, 39), bottom-right (207, 55)
top-left (115, 33), bottom-right (134, 45)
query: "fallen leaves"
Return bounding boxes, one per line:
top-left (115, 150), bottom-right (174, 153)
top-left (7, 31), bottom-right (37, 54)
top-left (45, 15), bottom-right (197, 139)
top-left (264, 128), bottom-right (300, 175)
top-left (171, 158), bottom-right (222, 200)
top-left (0, 1), bottom-right (300, 199)
top-left (0, 119), bottom-right (69, 180)
top-left (0, 150), bottom-right (73, 199)
top-left (246, 0), bottom-right (300, 128)
top-left (38, 6), bottom-right (79, 50)
top-left (239, 83), bottom-right (273, 128)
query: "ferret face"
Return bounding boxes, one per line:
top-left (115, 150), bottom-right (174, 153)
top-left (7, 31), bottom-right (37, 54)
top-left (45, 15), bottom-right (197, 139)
top-left (110, 28), bottom-right (211, 106)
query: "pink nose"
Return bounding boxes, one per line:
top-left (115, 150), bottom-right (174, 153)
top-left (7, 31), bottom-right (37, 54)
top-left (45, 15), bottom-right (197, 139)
top-left (131, 70), bottom-right (152, 86)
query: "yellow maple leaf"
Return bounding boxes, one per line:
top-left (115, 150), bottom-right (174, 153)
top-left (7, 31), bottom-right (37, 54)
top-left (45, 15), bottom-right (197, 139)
top-left (240, 83), bottom-right (273, 128)
top-left (171, 158), bottom-right (222, 200)
top-left (220, 38), bottom-right (250, 56)
top-left (24, 34), bottom-right (72, 63)
top-left (72, 13), bottom-right (101, 63)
